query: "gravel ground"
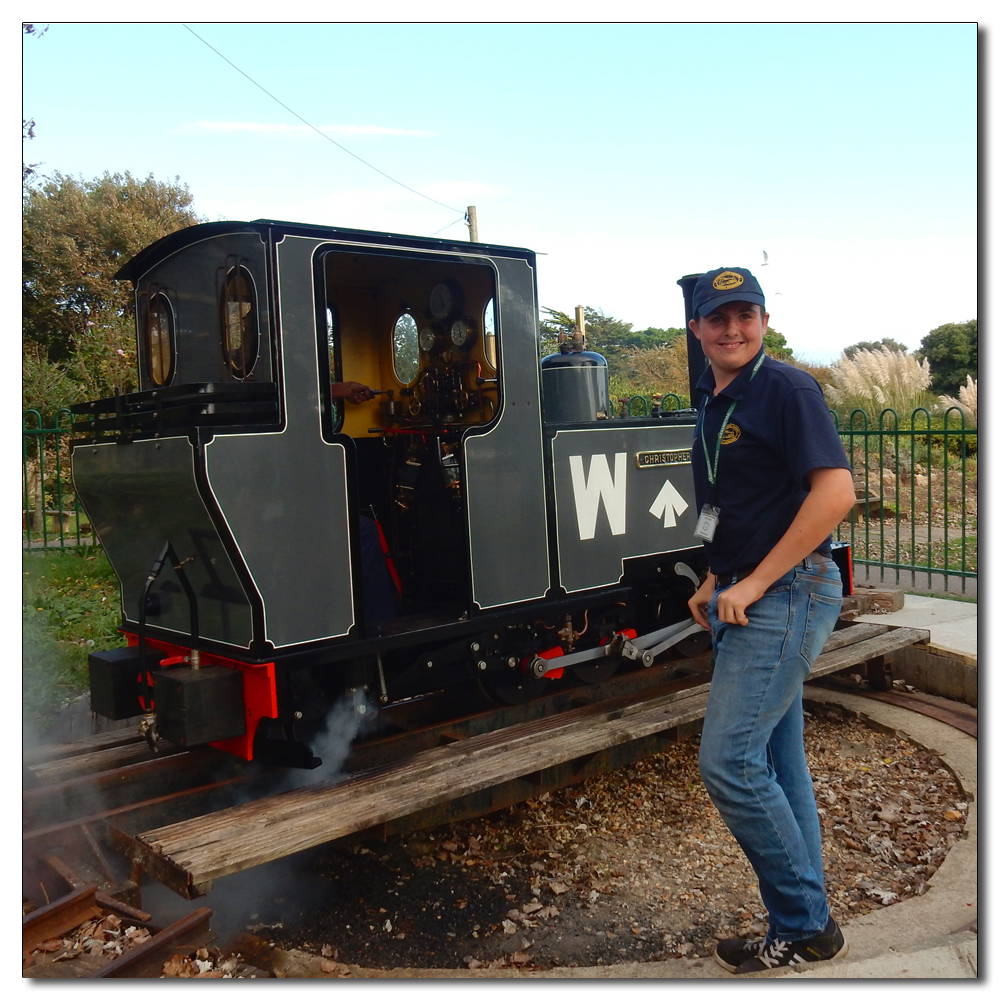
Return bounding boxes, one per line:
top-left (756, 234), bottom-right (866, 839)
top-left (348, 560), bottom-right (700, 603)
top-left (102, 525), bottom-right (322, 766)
top-left (231, 699), bottom-right (968, 975)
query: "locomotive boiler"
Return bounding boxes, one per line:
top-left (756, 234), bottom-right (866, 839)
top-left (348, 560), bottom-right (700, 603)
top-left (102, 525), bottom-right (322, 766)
top-left (72, 219), bottom-right (710, 767)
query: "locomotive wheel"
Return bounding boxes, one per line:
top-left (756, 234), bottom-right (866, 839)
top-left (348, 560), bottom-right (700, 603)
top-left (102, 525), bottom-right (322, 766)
top-left (571, 658), bottom-right (619, 685)
top-left (674, 631), bottom-right (712, 658)
top-left (476, 671), bottom-right (549, 706)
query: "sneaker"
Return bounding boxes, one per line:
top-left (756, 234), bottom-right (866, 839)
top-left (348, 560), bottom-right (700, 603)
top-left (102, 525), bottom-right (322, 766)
top-left (734, 917), bottom-right (848, 974)
top-left (714, 936), bottom-right (764, 972)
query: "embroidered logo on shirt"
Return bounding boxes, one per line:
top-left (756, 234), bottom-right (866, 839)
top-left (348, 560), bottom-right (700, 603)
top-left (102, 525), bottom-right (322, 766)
top-left (721, 422), bottom-right (741, 445)
top-left (712, 271), bottom-right (745, 291)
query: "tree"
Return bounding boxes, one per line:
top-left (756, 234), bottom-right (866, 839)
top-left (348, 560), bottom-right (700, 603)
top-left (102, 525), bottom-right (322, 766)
top-left (914, 320), bottom-right (978, 397)
top-left (22, 171), bottom-right (201, 410)
top-left (539, 306), bottom-right (682, 380)
top-left (844, 337), bottom-right (908, 359)
top-left (23, 171), bottom-right (200, 359)
top-left (22, 23), bottom-right (48, 188)
top-left (763, 326), bottom-right (794, 361)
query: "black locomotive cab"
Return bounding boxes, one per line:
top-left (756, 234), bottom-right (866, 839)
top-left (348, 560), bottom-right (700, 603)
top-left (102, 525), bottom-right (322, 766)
top-left (72, 220), bottom-right (708, 765)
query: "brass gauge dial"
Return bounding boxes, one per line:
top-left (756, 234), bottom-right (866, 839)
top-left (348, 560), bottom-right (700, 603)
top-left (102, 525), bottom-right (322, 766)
top-left (449, 318), bottom-right (476, 348)
top-left (429, 279), bottom-right (462, 322)
top-left (418, 326), bottom-right (438, 352)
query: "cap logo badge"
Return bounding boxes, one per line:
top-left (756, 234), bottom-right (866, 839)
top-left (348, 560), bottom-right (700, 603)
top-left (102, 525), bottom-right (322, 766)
top-left (712, 271), bottom-right (745, 291)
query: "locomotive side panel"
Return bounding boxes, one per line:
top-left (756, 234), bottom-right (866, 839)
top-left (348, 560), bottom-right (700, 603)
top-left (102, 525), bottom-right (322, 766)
top-left (204, 235), bottom-right (356, 648)
top-left (465, 254), bottom-right (551, 609)
top-left (73, 437), bottom-right (255, 646)
top-left (551, 424), bottom-right (699, 593)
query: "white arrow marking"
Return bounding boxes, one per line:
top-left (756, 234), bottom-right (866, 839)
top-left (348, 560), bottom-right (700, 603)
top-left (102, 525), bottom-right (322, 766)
top-left (648, 478), bottom-right (689, 528)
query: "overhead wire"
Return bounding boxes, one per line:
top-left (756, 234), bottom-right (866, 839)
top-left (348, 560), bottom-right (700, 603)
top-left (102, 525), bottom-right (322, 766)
top-left (427, 215), bottom-right (469, 238)
top-left (181, 24), bottom-right (466, 219)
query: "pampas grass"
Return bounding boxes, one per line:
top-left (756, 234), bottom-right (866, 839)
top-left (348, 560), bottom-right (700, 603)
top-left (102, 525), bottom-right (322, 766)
top-left (938, 375), bottom-right (977, 428)
top-left (824, 347), bottom-right (936, 423)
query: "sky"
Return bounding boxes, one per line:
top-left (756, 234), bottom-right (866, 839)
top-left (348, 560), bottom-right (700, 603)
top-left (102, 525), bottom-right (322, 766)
top-left (20, 17), bottom-right (979, 364)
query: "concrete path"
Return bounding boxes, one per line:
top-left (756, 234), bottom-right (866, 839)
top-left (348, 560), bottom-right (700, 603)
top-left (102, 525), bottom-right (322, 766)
top-left (856, 593), bottom-right (977, 659)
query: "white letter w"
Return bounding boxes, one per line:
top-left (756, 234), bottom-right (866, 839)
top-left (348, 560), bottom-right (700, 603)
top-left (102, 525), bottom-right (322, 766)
top-left (568, 453), bottom-right (627, 540)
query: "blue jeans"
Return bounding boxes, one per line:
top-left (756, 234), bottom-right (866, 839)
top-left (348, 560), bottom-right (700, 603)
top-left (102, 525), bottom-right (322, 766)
top-left (698, 554), bottom-right (843, 942)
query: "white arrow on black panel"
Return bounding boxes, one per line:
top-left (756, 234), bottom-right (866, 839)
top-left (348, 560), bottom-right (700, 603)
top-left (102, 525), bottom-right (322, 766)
top-left (648, 478), bottom-right (689, 528)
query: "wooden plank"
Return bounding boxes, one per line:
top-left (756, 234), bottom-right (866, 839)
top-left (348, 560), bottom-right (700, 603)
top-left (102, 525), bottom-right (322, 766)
top-left (23, 731), bottom-right (147, 769)
top-left (26, 742), bottom-right (187, 786)
top-left (823, 622), bottom-right (890, 650)
top-left (133, 688), bottom-right (712, 889)
top-left (809, 627), bottom-right (929, 680)
top-left (128, 622), bottom-right (928, 892)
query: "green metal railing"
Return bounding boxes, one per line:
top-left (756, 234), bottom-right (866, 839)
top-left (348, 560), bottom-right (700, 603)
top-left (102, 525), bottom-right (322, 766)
top-left (22, 408), bottom-right (93, 549)
top-left (618, 393), bottom-right (684, 417)
top-left (613, 397), bottom-right (977, 595)
top-left (832, 406), bottom-right (977, 595)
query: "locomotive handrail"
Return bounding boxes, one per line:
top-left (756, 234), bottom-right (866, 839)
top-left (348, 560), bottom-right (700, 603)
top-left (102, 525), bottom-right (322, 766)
top-left (69, 381), bottom-right (278, 414)
top-left (69, 381), bottom-right (281, 440)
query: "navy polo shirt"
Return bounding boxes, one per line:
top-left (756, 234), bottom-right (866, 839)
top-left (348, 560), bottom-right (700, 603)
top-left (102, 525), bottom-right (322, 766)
top-left (691, 348), bottom-right (851, 577)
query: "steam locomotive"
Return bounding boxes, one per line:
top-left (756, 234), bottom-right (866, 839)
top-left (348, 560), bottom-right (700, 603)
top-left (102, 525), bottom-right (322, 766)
top-left (73, 219), bottom-right (712, 767)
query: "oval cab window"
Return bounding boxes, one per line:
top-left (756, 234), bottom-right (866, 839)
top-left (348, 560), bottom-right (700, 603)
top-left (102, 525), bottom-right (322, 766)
top-left (392, 312), bottom-right (420, 384)
top-left (147, 292), bottom-right (175, 386)
top-left (222, 265), bottom-right (259, 379)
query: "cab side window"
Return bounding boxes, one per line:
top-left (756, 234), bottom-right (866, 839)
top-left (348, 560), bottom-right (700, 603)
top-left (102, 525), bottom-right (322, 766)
top-left (221, 263), bottom-right (259, 379)
top-left (146, 290), bottom-right (176, 387)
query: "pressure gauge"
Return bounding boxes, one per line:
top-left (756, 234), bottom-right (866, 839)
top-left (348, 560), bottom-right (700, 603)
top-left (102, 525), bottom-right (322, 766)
top-left (429, 279), bottom-right (462, 322)
top-left (449, 318), bottom-right (475, 348)
top-left (418, 326), bottom-right (438, 352)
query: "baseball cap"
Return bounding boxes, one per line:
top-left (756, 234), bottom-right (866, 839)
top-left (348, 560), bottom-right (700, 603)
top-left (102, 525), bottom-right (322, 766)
top-left (692, 267), bottom-right (765, 318)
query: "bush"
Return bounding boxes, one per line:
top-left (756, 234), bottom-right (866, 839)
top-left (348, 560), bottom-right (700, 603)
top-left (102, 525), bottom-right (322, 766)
top-left (22, 547), bottom-right (124, 729)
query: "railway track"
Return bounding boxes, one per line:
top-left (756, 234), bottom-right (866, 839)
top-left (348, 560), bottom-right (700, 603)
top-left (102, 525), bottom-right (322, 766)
top-left (25, 619), bottom-right (972, 974)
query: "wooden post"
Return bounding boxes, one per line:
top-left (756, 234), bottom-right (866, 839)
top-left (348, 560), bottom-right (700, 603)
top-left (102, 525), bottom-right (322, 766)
top-left (466, 206), bottom-right (479, 243)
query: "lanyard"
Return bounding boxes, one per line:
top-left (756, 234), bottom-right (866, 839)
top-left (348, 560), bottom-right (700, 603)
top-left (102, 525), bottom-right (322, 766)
top-left (699, 352), bottom-right (765, 489)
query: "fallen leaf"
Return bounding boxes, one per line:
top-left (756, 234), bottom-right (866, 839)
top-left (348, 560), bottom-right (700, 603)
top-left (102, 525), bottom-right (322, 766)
top-left (548, 882), bottom-right (570, 895)
top-left (162, 954), bottom-right (196, 977)
top-left (502, 920), bottom-right (518, 935)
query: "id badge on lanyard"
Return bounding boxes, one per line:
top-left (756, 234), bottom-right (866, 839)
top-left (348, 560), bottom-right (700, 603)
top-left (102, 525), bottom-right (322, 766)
top-left (694, 503), bottom-right (721, 541)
